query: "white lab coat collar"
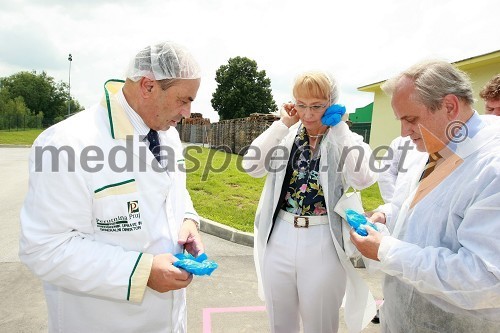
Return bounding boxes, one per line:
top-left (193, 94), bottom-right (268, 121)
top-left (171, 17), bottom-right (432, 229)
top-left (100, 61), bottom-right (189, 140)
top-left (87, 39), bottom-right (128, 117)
top-left (117, 88), bottom-right (149, 138)
top-left (102, 80), bottom-right (173, 169)
top-left (102, 79), bottom-right (134, 140)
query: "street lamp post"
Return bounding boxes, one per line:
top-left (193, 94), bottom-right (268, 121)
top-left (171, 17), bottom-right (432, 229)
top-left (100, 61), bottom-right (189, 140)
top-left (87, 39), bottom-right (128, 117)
top-left (68, 53), bottom-right (72, 116)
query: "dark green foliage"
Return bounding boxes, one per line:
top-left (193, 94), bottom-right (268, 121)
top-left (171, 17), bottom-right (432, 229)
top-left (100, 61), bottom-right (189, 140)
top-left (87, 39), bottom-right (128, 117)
top-left (0, 87), bottom-right (40, 129)
top-left (211, 57), bottom-right (277, 120)
top-left (0, 71), bottom-right (83, 128)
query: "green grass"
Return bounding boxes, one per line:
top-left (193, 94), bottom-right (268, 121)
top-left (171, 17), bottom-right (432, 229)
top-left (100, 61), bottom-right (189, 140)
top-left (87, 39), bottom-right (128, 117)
top-left (186, 146), bottom-right (384, 232)
top-left (0, 129), bottom-right (43, 145)
top-left (361, 182), bottom-right (384, 211)
top-left (185, 146), bottom-right (265, 233)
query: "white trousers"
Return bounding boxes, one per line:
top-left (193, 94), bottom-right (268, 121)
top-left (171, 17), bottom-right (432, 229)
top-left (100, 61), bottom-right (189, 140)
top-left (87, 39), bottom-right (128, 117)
top-left (262, 215), bottom-right (347, 333)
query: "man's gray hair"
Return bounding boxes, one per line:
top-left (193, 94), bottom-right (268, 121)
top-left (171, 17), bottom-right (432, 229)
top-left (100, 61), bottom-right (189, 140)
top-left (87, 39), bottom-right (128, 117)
top-left (381, 60), bottom-right (474, 111)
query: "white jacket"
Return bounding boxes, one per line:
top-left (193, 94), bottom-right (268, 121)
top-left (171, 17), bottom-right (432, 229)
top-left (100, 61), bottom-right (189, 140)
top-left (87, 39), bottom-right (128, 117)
top-left (243, 120), bottom-right (378, 333)
top-left (377, 136), bottom-right (427, 204)
top-left (19, 80), bottom-right (198, 333)
top-left (375, 138), bottom-right (427, 232)
top-left (378, 113), bottom-right (500, 332)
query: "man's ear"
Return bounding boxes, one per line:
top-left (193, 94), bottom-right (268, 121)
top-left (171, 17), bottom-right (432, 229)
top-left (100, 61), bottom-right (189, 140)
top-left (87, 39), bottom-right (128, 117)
top-left (139, 77), bottom-right (154, 98)
top-left (442, 94), bottom-right (460, 120)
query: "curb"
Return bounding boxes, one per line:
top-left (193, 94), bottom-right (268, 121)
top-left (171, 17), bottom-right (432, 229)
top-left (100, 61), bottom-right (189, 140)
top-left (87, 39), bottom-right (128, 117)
top-left (200, 217), bottom-right (254, 248)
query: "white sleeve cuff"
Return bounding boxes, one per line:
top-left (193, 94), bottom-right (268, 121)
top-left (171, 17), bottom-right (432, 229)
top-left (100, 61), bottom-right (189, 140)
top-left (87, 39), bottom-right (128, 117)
top-left (184, 211), bottom-right (199, 223)
top-left (374, 203), bottom-right (390, 214)
top-left (378, 235), bottom-right (399, 261)
top-left (128, 253), bottom-right (154, 303)
top-left (275, 120), bottom-right (292, 134)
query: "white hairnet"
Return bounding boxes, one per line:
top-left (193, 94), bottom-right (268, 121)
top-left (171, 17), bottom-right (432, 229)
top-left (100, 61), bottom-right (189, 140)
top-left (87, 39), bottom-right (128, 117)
top-left (325, 72), bottom-right (340, 105)
top-left (127, 41), bottom-right (201, 81)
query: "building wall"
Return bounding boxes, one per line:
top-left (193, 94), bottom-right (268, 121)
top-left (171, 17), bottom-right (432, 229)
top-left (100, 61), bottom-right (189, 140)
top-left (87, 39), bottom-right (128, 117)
top-left (468, 62), bottom-right (500, 114)
top-left (349, 102), bottom-right (373, 123)
top-left (365, 86), bottom-right (396, 151)
top-left (364, 54), bottom-right (500, 151)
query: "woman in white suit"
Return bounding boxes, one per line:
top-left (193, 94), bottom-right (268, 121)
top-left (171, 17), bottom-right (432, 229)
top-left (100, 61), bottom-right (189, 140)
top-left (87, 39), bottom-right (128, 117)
top-left (242, 71), bottom-right (378, 333)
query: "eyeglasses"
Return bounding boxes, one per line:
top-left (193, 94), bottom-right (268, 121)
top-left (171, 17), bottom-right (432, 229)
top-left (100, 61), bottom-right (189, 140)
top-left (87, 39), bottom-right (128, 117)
top-left (294, 103), bottom-right (327, 112)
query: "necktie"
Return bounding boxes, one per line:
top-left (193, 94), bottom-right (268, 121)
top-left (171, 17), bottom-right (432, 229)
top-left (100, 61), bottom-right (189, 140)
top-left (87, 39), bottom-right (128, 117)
top-left (147, 129), bottom-right (161, 163)
top-left (419, 152), bottom-right (442, 182)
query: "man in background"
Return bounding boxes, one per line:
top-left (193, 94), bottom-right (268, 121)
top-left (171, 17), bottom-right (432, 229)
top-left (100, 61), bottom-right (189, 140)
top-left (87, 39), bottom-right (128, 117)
top-left (480, 73), bottom-right (500, 116)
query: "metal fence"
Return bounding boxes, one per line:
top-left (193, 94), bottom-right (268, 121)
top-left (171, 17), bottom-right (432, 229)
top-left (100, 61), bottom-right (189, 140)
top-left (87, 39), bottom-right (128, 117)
top-left (350, 122), bottom-right (371, 144)
top-left (0, 113), bottom-right (43, 130)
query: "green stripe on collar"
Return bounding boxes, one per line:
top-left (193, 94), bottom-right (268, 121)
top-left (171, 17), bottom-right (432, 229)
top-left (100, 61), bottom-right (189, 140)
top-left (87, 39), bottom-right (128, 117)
top-left (104, 79), bottom-right (137, 140)
top-left (104, 79), bottom-right (125, 139)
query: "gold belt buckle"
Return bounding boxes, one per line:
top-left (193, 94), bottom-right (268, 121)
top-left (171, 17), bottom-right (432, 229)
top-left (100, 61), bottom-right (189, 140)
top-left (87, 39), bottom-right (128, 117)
top-left (294, 216), bottom-right (309, 228)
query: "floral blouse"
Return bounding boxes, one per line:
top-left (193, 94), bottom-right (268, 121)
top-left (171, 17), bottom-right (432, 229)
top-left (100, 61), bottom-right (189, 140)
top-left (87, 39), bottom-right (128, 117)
top-left (280, 126), bottom-right (328, 216)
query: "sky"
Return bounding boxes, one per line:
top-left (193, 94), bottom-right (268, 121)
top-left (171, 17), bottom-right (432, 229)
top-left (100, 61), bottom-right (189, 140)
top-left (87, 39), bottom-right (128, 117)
top-left (0, 0), bottom-right (498, 122)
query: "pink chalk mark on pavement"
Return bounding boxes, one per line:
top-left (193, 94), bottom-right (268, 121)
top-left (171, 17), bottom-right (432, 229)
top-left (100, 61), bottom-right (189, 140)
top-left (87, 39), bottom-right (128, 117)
top-left (202, 306), bottom-right (266, 333)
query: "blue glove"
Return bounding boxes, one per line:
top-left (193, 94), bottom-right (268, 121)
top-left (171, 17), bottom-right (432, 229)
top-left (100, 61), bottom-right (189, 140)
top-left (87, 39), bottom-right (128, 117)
top-left (173, 253), bottom-right (218, 276)
top-left (345, 209), bottom-right (379, 236)
top-left (321, 104), bottom-right (346, 127)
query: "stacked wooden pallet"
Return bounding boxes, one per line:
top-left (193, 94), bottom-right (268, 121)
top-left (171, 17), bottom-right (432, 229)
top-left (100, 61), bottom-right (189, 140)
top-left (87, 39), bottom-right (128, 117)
top-left (182, 113), bottom-right (210, 125)
top-left (247, 113), bottom-right (280, 122)
top-left (209, 113), bottom-right (279, 155)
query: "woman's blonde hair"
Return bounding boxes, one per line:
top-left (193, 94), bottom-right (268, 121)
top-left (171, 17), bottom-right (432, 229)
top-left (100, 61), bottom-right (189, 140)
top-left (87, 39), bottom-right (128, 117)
top-left (292, 71), bottom-right (339, 105)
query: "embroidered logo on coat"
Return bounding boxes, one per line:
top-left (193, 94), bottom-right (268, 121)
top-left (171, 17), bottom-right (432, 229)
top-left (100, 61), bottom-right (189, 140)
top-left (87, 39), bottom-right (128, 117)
top-left (128, 200), bottom-right (141, 220)
top-left (94, 201), bottom-right (142, 233)
top-left (128, 201), bottom-right (140, 214)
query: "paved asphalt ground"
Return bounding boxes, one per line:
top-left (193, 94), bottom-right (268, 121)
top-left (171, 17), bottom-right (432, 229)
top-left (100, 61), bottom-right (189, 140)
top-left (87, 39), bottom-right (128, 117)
top-left (0, 147), bottom-right (383, 332)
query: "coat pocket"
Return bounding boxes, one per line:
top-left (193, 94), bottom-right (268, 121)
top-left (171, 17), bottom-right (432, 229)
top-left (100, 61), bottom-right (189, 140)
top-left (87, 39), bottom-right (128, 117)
top-left (92, 179), bottom-right (144, 238)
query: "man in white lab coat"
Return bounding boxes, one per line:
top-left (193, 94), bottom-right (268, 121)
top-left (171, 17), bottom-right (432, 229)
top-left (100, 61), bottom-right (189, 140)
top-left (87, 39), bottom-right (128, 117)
top-left (351, 60), bottom-right (500, 332)
top-left (19, 41), bottom-right (204, 333)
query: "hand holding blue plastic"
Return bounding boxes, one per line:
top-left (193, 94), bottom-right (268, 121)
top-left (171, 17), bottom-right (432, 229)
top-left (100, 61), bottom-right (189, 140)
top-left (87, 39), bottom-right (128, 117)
top-left (321, 104), bottom-right (346, 127)
top-left (173, 253), bottom-right (218, 276)
top-left (345, 209), bottom-right (379, 236)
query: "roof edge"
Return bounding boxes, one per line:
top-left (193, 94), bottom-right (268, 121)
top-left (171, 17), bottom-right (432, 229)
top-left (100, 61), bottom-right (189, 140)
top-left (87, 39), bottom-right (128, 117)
top-left (453, 50), bottom-right (500, 69)
top-left (357, 49), bottom-right (500, 92)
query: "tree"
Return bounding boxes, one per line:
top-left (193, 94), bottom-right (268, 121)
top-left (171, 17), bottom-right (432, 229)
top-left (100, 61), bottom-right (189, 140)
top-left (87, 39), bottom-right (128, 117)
top-left (0, 71), bottom-right (82, 127)
top-left (211, 57), bottom-right (277, 120)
